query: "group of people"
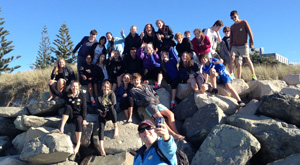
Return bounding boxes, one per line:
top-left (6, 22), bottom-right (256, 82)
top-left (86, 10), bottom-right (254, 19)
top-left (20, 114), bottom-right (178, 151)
top-left (47, 10), bottom-right (257, 163)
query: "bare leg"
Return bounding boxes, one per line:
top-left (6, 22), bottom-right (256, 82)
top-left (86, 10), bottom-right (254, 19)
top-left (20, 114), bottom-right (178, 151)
top-left (87, 83), bottom-right (94, 98)
top-left (127, 106), bottom-right (133, 123)
top-left (60, 115), bottom-right (69, 134)
top-left (123, 109), bottom-right (129, 122)
top-left (245, 56), bottom-right (256, 75)
top-left (94, 83), bottom-right (98, 98)
top-left (47, 82), bottom-right (57, 101)
top-left (157, 73), bottom-right (163, 85)
top-left (210, 69), bottom-right (218, 88)
top-left (230, 55), bottom-right (235, 75)
top-left (74, 132), bottom-right (81, 154)
top-left (99, 140), bottom-right (106, 156)
top-left (225, 83), bottom-right (241, 102)
top-left (111, 83), bottom-right (117, 92)
top-left (113, 123), bottom-right (118, 139)
top-left (187, 77), bottom-right (199, 92)
top-left (57, 78), bottom-right (66, 92)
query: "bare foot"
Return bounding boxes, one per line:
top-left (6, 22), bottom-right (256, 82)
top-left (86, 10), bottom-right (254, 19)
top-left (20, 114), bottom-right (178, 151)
top-left (47, 97), bottom-right (53, 102)
top-left (82, 120), bottom-right (89, 126)
top-left (174, 134), bottom-right (185, 140)
top-left (59, 128), bottom-right (64, 134)
top-left (127, 118), bottom-right (132, 123)
top-left (74, 144), bottom-right (80, 154)
top-left (100, 147), bottom-right (106, 157)
top-left (113, 127), bottom-right (119, 139)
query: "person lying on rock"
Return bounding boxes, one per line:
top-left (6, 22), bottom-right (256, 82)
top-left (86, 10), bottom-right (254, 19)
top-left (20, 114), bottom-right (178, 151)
top-left (96, 80), bottom-right (118, 156)
top-left (49, 80), bottom-right (88, 154)
top-left (199, 53), bottom-right (245, 107)
top-left (130, 73), bottom-right (185, 140)
top-left (134, 120), bottom-right (178, 165)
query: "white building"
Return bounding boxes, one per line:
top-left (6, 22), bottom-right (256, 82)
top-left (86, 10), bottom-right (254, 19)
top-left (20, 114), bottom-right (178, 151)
top-left (261, 53), bottom-right (289, 64)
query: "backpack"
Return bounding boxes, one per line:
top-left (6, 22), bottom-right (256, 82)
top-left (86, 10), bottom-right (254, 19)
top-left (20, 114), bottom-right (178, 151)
top-left (154, 141), bottom-right (189, 165)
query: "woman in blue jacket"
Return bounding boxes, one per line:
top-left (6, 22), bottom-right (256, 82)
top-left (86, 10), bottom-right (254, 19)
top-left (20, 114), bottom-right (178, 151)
top-left (106, 30), bottom-right (126, 58)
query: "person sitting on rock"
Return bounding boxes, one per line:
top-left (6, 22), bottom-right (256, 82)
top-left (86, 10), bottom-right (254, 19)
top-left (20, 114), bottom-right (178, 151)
top-left (96, 80), bottom-right (118, 156)
top-left (47, 58), bottom-right (75, 101)
top-left (48, 80), bottom-right (88, 154)
top-left (130, 73), bottom-right (184, 140)
top-left (199, 53), bottom-right (245, 107)
top-left (116, 73), bottom-right (134, 123)
top-left (134, 120), bottom-right (177, 165)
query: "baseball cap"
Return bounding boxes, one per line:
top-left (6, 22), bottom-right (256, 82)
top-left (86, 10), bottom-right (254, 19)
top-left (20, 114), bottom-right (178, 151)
top-left (138, 120), bottom-right (155, 131)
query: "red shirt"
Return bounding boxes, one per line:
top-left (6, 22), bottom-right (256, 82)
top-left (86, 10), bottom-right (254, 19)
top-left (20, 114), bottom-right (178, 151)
top-left (191, 35), bottom-right (211, 56)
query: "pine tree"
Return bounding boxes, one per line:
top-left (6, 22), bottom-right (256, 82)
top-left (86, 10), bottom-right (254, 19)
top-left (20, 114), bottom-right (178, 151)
top-left (51, 23), bottom-right (75, 64)
top-left (0, 8), bottom-right (21, 74)
top-left (33, 25), bottom-right (52, 69)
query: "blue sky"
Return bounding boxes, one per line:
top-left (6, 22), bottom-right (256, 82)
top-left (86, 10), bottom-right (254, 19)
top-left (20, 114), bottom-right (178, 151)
top-left (1, 0), bottom-right (300, 72)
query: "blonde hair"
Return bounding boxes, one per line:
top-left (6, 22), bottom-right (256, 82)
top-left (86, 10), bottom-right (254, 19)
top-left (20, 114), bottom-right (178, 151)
top-left (175, 32), bottom-right (183, 40)
top-left (54, 58), bottom-right (65, 75)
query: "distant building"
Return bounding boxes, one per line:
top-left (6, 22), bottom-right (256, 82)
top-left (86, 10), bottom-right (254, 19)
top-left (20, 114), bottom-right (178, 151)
top-left (249, 47), bottom-right (264, 55)
top-left (289, 62), bottom-right (300, 66)
top-left (261, 53), bottom-right (288, 64)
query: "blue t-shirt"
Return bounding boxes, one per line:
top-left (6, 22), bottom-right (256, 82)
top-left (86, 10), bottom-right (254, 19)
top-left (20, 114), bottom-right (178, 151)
top-left (202, 58), bottom-right (226, 75)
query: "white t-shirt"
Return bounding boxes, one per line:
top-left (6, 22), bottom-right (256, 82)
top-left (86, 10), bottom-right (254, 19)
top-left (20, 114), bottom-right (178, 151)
top-left (92, 46), bottom-right (104, 64)
top-left (204, 27), bottom-right (219, 55)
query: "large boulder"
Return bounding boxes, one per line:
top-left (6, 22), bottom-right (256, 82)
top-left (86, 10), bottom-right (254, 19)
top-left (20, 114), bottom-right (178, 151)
top-left (280, 86), bottom-right (300, 97)
top-left (64, 122), bottom-right (94, 147)
top-left (176, 83), bottom-right (194, 100)
top-left (182, 104), bottom-right (226, 148)
top-left (26, 99), bottom-right (65, 116)
top-left (173, 93), bottom-right (198, 121)
top-left (82, 152), bottom-right (134, 165)
top-left (247, 80), bottom-right (287, 99)
top-left (93, 121), bottom-right (142, 155)
top-left (156, 87), bottom-right (171, 109)
top-left (237, 99), bottom-right (260, 115)
top-left (191, 124), bottom-right (260, 165)
top-left (282, 74), bottom-right (300, 85)
top-left (12, 126), bottom-right (58, 153)
top-left (194, 93), bottom-right (238, 115)
top-left (0, 117), bottom-right (22, 137)
top-left (20, 133), bottom-right (73, 164)
top-left (0, 155), bottom-right (29, 165)
top-left (0, 136), bottom-right (11, 155)
top-left (258, 93), bottom-right (300, 127)
top-left (136, 107), bottom-right (154, 123)
top-left (227, 114), bottom-right (300, 164)
top-left (176, 139), bottom-right (196, 164)
top-left (267, 153), bottom-right (300, 165)
top-left (0, 107), bottom-right (29, 118)
top-left (14, 115), bottom-right (61, 131)
top-left (217, 79), bottom-right (249, 98)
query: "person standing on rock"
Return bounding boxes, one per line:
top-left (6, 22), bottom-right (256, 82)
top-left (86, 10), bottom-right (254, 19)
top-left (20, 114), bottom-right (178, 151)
top-left (229, 10), bottom-right (257, 80)
top-left (134, 120), bottom-right (178, 165)
top-left (96, 80), bottom-right (118, 156)
top-left (48, 80), bottom-right (88, 154)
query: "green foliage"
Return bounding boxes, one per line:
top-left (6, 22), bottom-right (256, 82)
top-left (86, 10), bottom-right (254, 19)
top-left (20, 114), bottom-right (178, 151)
top-left (0, 9), bottom-right (21, 74)
top-left (51, 23), bottom-right (75, 64)
top-left (244, 51), bottom-right (280, 66)
top-left (32, 25), bottom-right (52, 69)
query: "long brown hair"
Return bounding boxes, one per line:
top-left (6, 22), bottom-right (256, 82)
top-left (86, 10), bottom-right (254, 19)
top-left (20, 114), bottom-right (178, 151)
top-left (54, 58), bottom-right (65, 75)
top-left (194, 28), bottom-right (205, 42)
top-left (156, 19), bottom-right (166, 33)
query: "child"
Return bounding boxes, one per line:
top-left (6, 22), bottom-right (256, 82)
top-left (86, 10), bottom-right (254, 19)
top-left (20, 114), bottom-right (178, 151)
top-left (96, 80), bottom-right (118, 156)
top-left (199, 53), bottom-right (245, 107)
top-left (130, 73), bottom-right (184, 140)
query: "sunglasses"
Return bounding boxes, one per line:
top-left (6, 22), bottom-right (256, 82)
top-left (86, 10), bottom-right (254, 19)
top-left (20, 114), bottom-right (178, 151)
top-left (231, 16), bottom-right (237, 20)
top-left (138, 126), bottom-right (154, 134)
top-left (224, 31), bottom-right (230, 33)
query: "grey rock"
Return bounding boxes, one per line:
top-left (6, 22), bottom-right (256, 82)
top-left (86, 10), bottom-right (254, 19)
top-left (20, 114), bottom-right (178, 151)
top-left (82, 152), bottom-right (134, 165)
top-left (64, 122), bottom-right (94, 147)
top-left (258, 93), bottom-right (300, 127)
top-left (283, 74), bottom-right (300, 85)
top-left (174, 93), bottom-right (198, 121)
top-left (26, 99), bottom-right (65, 116)
top-left (191, 124), bottom-right (260, 165)
top-left (0, 136), bottom-right (11, 155)
top-left (176, 139), bottom-right (196, 164)
top-left (267, 153), bottom-right (300, 165)
top-left (20, 133), bottom-right (73, 164)
top-left (0, 155), bottom-right (29, 165)
top-left (12, 127), bottom-right (58, 153)
top-left (237, 99), bottom-right (260, 115)
top-left (194, 93), bottom-right (238, 115)
top-left (227, 114), bottom-right (300, 164)
top-left (217, 78), bottom-right (249, 98)
top-left (51, 160), bottom-right (78, 165)
top-left (0, 117), bottom-right (22, 137)
top-left (0, 107), bottom-right (29, 118)
top-left (136, 107), bottom-right (154, 123)
top-left (93, 121), bottom-right (142, 155)
top-left (247, 80), bottom-right (287, 99)
top-left (176, 83), bottom-right (194, 100)
top-left (155, 87), bottom-right (171, 109)
top-left (14, 115), bottom-right (61, 131)
top-left (182, 104), bottom-right (226, 148)
top-left (280, 87), bottom-right (300, 97)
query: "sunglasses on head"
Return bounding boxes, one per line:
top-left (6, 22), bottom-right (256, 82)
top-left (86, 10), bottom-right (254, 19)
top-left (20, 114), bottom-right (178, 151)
top-left (231, 16), bottom-right (237, 20)
top-left (138, 126), bottom-right (154, 134)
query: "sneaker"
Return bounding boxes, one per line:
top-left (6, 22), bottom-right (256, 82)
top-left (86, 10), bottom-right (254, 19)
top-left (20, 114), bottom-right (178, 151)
top-left (230, 74), bottom-right (235, 80)
top-left (170, 103), bottom-right (175, 111)
top-left (153, 84), bottom-right (161, 91)
top-left (252, 75), bottom-right (257, 80)
top-left (92, 100), bottom-right (96, 106)
top-left (238, 101), bottom-right (246, 107)
top-left (210, 88), bottom-right (218, 95)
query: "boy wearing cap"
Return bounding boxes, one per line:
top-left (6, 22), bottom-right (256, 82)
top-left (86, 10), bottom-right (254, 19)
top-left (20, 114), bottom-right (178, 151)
top-left (130, 73), bottom-right (184, 140)
top-left (229, 10), bottom-right (257, 80)
top-left (134, 120), bottom-right (177, 165)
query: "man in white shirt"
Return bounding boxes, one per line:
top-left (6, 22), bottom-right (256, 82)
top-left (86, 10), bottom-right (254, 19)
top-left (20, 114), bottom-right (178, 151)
top-left (204, 20), bottom-right (223, 58)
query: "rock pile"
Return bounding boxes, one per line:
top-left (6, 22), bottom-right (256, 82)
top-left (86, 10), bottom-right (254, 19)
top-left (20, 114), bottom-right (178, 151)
top-left (0, 74), bottom-right (299, 164)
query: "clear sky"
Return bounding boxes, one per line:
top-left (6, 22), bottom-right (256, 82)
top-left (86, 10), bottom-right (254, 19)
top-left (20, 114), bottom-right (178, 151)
top-left (1, 0), bottom-right (300, 72)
